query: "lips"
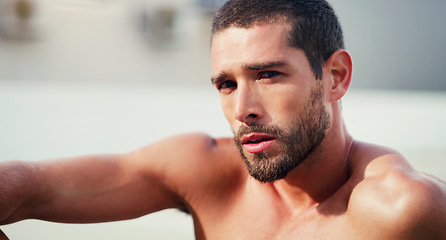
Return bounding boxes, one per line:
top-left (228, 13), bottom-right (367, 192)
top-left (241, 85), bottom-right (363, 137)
top-left (241, 133), bottom-right (276, 154)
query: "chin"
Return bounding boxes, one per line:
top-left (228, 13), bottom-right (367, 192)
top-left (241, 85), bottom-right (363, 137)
top-left (245, 153), bottom-right (302, 183)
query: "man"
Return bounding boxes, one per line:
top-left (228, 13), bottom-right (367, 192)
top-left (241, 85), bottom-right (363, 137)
top-left (1, 0), bottom-right (445, 239)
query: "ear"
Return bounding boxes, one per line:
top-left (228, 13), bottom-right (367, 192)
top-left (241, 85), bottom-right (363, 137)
top-left (325, 49), bottom-right (353, 102)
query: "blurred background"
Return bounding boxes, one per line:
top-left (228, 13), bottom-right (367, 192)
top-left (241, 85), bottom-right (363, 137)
top-left (0, 0), bottom-right (445, 239)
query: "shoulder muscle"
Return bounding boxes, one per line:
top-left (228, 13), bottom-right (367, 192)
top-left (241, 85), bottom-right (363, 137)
top-left (128, 133), bottom-right (245, 207)
top-left (348, 157), bottom-right (446, 239)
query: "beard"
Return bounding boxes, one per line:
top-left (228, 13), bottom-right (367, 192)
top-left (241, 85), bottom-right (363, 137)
top-left (233, 83), bottom-right (330, 183)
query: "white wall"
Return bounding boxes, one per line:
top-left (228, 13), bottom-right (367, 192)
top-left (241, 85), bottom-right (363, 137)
top-left (331, 0), bottom-right (446, 90)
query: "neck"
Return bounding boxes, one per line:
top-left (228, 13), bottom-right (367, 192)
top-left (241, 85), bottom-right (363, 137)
top-left (270, 111), bottom-right (353, 211)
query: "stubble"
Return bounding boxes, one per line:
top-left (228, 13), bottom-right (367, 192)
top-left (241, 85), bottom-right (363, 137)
top-left (233, 83), bottom-right (330, 182)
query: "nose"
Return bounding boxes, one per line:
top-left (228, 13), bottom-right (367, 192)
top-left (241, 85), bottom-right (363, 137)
top-left (233, 83), bottom-right (262, 125)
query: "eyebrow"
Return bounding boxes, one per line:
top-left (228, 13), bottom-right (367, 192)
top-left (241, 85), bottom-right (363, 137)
top-left (211, 72), bottom-right (228, 85)
top-left (243, 61), bottom-right (286, 71)
top-left (211, 61), bottom-right (287, 85)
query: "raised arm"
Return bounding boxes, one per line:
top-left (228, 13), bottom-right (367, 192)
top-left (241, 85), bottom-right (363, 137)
top-left (0, 133), bottom-right (218, 225)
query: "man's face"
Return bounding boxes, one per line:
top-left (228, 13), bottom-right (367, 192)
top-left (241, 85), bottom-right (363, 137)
top-left (211, 23), bottom-right (331, 182)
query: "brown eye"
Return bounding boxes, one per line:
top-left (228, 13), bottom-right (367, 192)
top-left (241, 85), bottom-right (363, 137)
top-left (259, 71), bottom-right (280, 79)
top-left (218, 80), bottom-right (237, 91)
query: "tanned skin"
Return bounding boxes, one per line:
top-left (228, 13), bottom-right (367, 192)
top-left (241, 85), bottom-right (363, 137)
top-left (1, 23), bottom-right (445, 240)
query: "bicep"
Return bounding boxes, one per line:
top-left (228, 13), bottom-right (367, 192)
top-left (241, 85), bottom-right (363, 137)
top-left (24, 150), bottom-right (185, 223)
top-left (21, 133), bottom-right (236, 224)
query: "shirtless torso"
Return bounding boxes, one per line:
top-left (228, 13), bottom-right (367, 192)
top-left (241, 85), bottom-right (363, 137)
top-left (153, 134), bottom-right (446, 240)
top-left (3, 133), bottom-right (445, 239)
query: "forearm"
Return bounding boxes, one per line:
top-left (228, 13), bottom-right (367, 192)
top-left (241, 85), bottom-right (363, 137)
top-left (0, 156), bottom-right (128, 224)
top-left (0, 161), bottom-right (35, 224)
top-left (1, 154), bottom-right (183, 224)
top-left (17, 155), bottom-right (133, 223)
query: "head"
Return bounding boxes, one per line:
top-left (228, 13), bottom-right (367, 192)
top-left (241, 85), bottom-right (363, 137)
top-left (211, 0), bottom-right (351, 183)
top-left (212, 0), bottom-right (344, 80)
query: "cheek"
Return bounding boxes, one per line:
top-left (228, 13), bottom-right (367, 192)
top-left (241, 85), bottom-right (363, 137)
top-left (271, 93), bottom-right (303, 117)
top-left (267, 96), bottom-right (310, 132)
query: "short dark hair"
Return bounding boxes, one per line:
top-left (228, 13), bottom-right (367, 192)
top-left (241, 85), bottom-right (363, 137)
top-left (212, 0), bottom-right (344, 80)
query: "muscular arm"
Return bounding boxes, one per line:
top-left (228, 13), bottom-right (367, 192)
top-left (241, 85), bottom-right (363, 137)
top-left (0, 133), bottom-right (217, 225)
top-left (347, 144), bottom-right (446, 239)
top-left (407, 174), bottom-right (446, 239)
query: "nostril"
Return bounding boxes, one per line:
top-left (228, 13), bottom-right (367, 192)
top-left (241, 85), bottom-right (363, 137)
top-left (247, 113), bottom-right (258, 119)
top-left (244, 113), bottom-right (259, 125)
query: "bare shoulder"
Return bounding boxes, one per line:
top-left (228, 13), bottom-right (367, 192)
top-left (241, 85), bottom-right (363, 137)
top-left (347, 142), bottom-right (446, 239)
top-left (135, 132), bottom-right (244, 175)
top-left (128, 133), bottom-right (246, 202)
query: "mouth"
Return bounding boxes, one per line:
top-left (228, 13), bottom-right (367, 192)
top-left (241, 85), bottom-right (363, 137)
top-left (241, 133), bottom-right (276, 154)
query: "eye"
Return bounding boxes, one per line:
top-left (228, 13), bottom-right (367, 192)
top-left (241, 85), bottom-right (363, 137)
top-left (258, 71), bottom-right (280, 79)
top-left (217, 80), bottom-right (237, 93)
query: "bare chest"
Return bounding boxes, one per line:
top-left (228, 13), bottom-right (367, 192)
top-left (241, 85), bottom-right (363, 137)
top-left (193, 208), bottom-right (354, 240)
top-left (191, 193), bottom-right (355, 240)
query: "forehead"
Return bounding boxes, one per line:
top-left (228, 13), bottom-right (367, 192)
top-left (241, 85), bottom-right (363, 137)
top-left (211, 23), bottom-right (299, 75)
